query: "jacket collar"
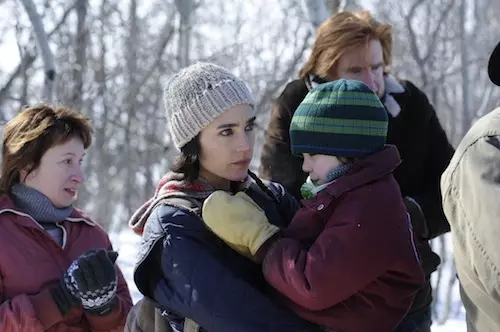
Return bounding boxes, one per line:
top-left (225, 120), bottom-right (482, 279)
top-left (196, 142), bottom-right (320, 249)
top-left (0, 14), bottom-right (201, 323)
top-left (305, 74), bottom-right (406, 118)
top-left (302, 145), bottom-right (401, 209)
top-left (383, 75), bottom-right (405, 117)
top-left (0, 194), bottom-right (95, 228)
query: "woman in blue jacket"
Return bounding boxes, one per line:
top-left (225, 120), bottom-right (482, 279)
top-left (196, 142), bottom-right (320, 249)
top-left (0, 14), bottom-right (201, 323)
top-left (127, 62), bottom-right (319, 332)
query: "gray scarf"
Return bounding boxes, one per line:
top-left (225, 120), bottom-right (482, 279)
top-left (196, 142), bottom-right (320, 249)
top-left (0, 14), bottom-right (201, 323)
top-left (10, 184), bottom-right (73, 226)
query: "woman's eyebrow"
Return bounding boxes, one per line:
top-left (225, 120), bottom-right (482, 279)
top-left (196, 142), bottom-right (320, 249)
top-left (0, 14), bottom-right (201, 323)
top-left (217, 116), bottom-right (256, 129)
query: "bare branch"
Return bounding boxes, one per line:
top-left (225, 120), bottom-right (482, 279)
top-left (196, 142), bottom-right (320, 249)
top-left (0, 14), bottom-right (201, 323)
top-left (405, 0), bottom-right (426, 70)
top-left (127, 11), bottom-right (177, 100)
top-left (301, 0), bottom-right (329, 32)
top-left (422, 0), bottom-right (455, 64)
top-left (255, 30), bottom-right (313, 113)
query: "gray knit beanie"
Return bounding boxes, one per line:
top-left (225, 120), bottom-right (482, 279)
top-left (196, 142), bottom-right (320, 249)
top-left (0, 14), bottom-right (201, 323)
top-left (163, 62), bottom-right (254, 150)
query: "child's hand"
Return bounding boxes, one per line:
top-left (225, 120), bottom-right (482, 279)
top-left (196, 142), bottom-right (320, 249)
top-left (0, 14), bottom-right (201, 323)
top-left (202, 191), bottom-right (280, 260)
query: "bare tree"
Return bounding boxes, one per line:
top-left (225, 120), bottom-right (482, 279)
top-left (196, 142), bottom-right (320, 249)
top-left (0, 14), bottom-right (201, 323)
top-left (404, 0), bottom-right (455, 90)
top-left (0, 2), bottom-right (74, 106)
top-left (122, 0), bottom-right (140, 219)
top-left (459, 0), bottom-right (470, 134)
top-left (18, 0), bottom-right (56, 101)
top-left (14, 19), bottom-right (30, 107)
top-left (325, 0), bottom-right (347, 13)
top-left (71, 0), bottom-right (88, 110)
top-left (0, 0), bottom-right (375, 238)
top-left (174, 0), bottom-right (195, 68)
top-left (301, 0), bottom-right (329, 31)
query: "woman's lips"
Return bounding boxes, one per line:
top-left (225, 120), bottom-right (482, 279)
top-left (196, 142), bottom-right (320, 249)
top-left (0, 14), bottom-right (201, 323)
top-left (65, 188), bottom-right (77, 195)
top-left (232, 159), bottom-right (251, 167)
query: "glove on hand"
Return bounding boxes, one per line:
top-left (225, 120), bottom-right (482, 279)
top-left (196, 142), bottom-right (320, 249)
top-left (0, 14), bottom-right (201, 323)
top-left (202, 191), bottom-right (280, 260)
top-left (51, 249), bottom-right (119, 316)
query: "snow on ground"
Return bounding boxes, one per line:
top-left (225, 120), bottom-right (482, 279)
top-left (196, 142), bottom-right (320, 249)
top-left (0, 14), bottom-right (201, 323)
top-left (432, 319), bottom-right (466, 332)
top-left (111, 229), bottom-right (467, 331)
top-left (110, 229), bottom-right (142, 303)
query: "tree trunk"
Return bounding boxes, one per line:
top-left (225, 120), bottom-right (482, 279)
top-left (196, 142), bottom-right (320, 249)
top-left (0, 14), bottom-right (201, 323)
top-left (0, 3), bottom-right (74, 108)
top-left (72, 0), bottom-right (89, 110)
top-left (15, 34), bottom-right (30, 107)
top-left (121, 0), bottom-right (139, 220)
top-left (175, 0), bottom-right (194, 68)
top-left (301, 0), bottom-right (329, 32)
top-left (93, 0), bottom-right (112, 228)
top-left (325, 0), bottom-right (346, 14)
top-left (459, 0), bottom-right (470, 135)
top-left (19, 0), bottom-right (56, 101)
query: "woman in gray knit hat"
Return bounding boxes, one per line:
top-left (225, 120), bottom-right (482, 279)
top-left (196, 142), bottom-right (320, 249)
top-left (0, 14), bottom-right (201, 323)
top-left (126, 62), bottom-right (320, 332)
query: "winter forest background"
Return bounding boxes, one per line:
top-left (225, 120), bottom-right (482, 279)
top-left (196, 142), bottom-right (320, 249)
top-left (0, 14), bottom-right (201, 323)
top-left (2, 0), bottom-right (500, 329)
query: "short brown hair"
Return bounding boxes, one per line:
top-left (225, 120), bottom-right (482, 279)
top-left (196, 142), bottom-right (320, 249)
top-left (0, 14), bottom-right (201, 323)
top-left (0, 103), bottom-right (93, 193)
top-left (299, 11), bottom-right (392, 79)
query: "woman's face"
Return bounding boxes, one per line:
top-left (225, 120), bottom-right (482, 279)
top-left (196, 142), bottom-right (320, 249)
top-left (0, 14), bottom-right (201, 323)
top-left (22, 136), bottom-right (85, 208)
top-left (198, 104), bottom-right (255, 190)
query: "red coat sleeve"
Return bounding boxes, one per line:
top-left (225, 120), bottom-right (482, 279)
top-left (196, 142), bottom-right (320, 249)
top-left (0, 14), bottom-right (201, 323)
top-left (0, 273), bottom-right (62, 331)
top-left (262, 209), bottom-right (401, 311)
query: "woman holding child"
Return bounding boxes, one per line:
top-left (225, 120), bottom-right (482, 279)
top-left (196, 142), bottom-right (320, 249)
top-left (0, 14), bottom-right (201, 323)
top-left (128, 61), bottom-right (423, 332)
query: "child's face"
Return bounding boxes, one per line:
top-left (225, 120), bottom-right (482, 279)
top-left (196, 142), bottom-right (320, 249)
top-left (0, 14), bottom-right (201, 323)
top-left (302, 153), bottom-right (343, 185)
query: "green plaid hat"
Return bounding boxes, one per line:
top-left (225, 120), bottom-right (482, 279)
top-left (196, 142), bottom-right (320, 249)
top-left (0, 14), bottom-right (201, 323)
top-left (290, 79), bottom-right (388, 158)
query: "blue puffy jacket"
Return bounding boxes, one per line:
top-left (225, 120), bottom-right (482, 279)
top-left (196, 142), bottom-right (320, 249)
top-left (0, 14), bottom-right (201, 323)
top-left (133, 181), bottom-right (320, 332)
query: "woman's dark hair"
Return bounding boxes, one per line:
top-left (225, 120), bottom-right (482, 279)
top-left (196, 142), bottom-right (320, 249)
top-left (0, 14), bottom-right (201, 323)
top-left (171, 134), bottom-right (201, 182)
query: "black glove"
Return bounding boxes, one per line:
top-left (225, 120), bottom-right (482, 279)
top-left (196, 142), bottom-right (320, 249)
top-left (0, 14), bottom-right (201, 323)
top-left (403, 196), bottom-right (429, 240)
top-left (51, 249), bottom-right (119, 316)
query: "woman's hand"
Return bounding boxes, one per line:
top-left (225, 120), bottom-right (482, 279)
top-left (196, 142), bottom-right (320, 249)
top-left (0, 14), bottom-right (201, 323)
top-left (51, 249), bottom-right (119, 316)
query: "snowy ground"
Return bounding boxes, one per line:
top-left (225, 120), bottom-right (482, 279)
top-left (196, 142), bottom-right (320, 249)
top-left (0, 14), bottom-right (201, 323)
top-left (110, 229), bottom-right (466, 331)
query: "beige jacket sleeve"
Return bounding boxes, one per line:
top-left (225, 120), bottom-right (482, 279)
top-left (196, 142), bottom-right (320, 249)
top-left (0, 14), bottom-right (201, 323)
top-left (441, 108), bottom-right (500, 332)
